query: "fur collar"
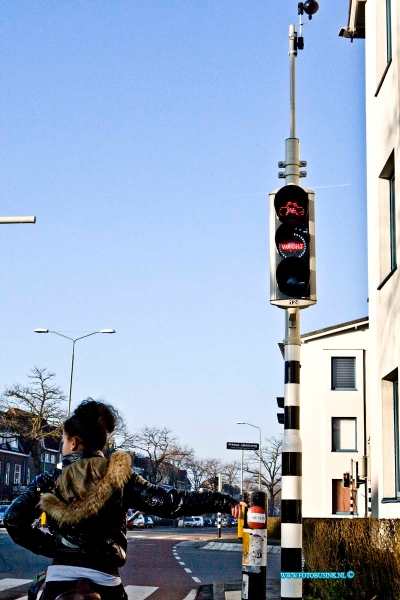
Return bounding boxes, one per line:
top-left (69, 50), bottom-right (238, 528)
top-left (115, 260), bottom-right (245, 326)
top-left (40, 451), bottom-right (133, 526)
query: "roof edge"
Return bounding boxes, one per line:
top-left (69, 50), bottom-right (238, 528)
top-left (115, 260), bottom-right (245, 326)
top-left (301, 316), bottom-right (369, 340)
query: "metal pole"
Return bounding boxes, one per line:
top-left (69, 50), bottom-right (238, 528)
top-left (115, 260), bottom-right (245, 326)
top-left (68, 341), bottom-right (75, 417)
top-left (279, 24), bottom-right (303, 600)
top-left (241, 490), bottom-right (268, 600)
top-left (285, 24), bottom-right (300, 187)
top-left (0, 216), bottom-right (36, 223)
top-left (281, 308), bottom-right (302, 600)
top-left (241, 449), bottom-right (244, 496)
top-left (258, 429), bottom-right (262, 490)
top-left (289, 24), bottom-right (297, 140)
top-left (238, 449), bottom-right (244, 540)
top-left (217, 473), bottom-right (222, 539)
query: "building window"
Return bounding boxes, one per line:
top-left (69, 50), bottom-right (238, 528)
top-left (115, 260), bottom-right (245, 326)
top-left (45, 453), bottom-right (50, 463)
top-left (14, 465), bottom-right (21, 485)
top-left (378, 152), bottom-right (396, 287)
top-left (332, 418), bottom-right (357, 452)
top-left (332, 479), bottom-right (350, 514)
top-left (26, 468), bottom-right (31, 486)
top-left (50, 454), bottom-right (56, 464)
top-left (331, 357), bottom-right (356, 390)
top-left (389, 174), bottom-right (396, 271)
top-left (393, 378), bottom-right (400, 497)
top-left (8, 437), bottom-right (18, 450)
top-left (5, 464), bottom-right (10, 486)
top-left (387, 0), bottom-right (392, 62)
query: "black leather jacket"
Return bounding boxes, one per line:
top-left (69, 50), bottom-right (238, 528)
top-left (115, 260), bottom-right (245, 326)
top-left (5, 450), bottom-right (238, 576)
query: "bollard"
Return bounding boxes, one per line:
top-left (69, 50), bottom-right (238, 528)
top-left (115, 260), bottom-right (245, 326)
top-left (237, 504), bottom-right (245, 540)
top-left (217, 473), bottom-right (222, 539)
top-left (241, 490), bottom-right (268, 600)
top-left (217, 512), bottom-right (222, 539)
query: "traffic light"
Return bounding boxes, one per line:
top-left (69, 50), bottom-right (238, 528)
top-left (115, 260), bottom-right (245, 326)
top-left (270, 184), bottom-right (316, 308)
top-left (277, 396), bottom-right (284, 424)
top-left (343, 472), bottom-right (351, 488)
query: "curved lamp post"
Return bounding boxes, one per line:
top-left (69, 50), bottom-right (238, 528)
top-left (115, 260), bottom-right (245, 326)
top-left (237, 421), bottom-right (262, 490)
top-left (34, 328), bottom-right (115, 416)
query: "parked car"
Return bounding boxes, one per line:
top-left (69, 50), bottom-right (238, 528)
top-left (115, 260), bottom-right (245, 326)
top-left (0, 505), bottom-right (10, 527)
top-left (203, 518), bottom-right (213, 527)
top-left (191, 517), bottom-right (203, 527)
top-left (143, 516), bottom-right (154, 528)
top-left (132, 514), bottom-right (154, 528)
top-left (126, 508), bottom-right (140, 530)
top-left (177, 517), bottom-right (195, 527)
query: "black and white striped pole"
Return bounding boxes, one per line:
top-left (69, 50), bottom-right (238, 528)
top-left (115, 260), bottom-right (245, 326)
top-left (217, 473), bottom-right (222, 539)
top-left (280, 308), bottom-right (303, 599)
top-left (270, 4), bottom-right (319, 599)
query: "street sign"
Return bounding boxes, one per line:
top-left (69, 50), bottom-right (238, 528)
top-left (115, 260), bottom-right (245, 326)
top-left (226, 442), bottom-right (259, 450)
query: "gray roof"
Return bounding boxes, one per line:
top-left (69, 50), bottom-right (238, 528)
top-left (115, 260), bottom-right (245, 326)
top-left (301, 316), bottom-right (368, 339)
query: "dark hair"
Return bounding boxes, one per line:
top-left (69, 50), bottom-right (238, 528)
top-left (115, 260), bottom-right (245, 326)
top-left (63, 399), bottom-right (119, 450)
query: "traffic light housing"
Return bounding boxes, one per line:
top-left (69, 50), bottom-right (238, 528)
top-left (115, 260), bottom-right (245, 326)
top-left (270, 184), bottom-right (316, 308)
top-left (343, 472), bottom-right (351, 488)
top-left (277, 396), bottom-right (284, 424)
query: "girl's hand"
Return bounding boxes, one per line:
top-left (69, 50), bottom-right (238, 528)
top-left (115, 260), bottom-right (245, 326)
top-left (231, 501), bottom-right (247, 519)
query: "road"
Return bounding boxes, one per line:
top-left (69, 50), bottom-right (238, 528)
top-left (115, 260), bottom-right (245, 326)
top-left (0, 528), bottom-right (241, 600)
top-left (0, 528), bottom-right (247, 600)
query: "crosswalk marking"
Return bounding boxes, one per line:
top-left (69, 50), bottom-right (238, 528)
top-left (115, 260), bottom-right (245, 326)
top-left (0, 579), bottom-right (31, 591)
top-left (124, 585), bottom-right (158, 600)
top-left (3, 581), bottom-right (200, 600)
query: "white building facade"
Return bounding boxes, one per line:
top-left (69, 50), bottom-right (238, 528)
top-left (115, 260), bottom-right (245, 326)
top-left (295, 318), bottom-right (369, 518)
top-left (340, 0), bottom-right (400, 518)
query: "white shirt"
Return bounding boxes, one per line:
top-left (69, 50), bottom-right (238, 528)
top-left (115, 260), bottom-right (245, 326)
top-left (45, 566), bottom-right (121, 587)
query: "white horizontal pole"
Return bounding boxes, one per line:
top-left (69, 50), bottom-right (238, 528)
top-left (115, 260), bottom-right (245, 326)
top-left (0, 216), bottom-right (36, 224)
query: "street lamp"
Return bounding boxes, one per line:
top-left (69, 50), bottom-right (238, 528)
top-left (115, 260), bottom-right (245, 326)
top-left (237, 421), bottom-right (262, 490)
top-left (34, 328), bottom-right (115, 416)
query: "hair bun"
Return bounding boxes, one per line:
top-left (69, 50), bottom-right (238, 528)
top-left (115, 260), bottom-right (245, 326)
top-left (65, 399), bottom-right (119, 450)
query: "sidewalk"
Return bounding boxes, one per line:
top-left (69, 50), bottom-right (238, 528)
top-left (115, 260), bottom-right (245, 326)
top-left (196, 580), bottom-right (281, 600)
top-left (195, 538), bottom-right (281, 600)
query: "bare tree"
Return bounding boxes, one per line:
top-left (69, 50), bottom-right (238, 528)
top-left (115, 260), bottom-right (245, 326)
top-left (0, 367), bottom-right (66, 475)
top-left (186, 457), bottom-right (209, 490)
top-left (166, 443), bottom-right (195, 487)
top-left (222, 461), bottom-right (241, 487)
top-left (202, 458), bottom-right (224, 490)
top-left (245, 436), bottom-right (282, 516)
top-left (129, 425), bottom-right (181, 484)
top-left (112, 417), bottom-right (135, 451)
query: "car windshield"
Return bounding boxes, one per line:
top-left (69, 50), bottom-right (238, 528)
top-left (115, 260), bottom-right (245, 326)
top-left (0, 506), bottom-right (9, 513)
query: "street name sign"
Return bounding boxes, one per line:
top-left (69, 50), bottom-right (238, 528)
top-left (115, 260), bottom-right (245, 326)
top-left (226, 442), bottom-right (259, 450)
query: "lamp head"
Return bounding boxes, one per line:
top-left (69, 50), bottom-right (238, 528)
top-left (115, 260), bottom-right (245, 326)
top-left (100, 329), bottom-right (115, 334)
top-left (34, 329), bottom-right (49, 333)
top-left (301, 0), bottom-right (319, 17)
top-left (236, 421), bottom-right (245, 425)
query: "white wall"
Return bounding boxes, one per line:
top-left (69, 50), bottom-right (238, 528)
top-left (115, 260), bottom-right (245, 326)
top-left (300, 323), bottom-right (368, 518)
top-left (364, 0), bottom-right (400, 518)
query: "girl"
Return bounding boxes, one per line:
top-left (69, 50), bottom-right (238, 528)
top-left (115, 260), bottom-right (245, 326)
top-left (5, 399), bottom-right (241, 600)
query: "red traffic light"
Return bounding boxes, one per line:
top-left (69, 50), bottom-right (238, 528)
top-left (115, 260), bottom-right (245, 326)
top-left (275, 223), bottom-right (309, 259)
top-left (274, 186), bottom-right (309, 224)
top-left (343, 472), bottom-right (351, 488)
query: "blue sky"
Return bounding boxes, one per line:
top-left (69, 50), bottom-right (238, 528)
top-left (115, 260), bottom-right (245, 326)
top-left (0, 1), bottom-right (366, 461)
